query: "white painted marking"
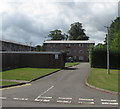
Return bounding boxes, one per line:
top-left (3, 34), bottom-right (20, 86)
top-left (79, 98), bottom-right (94, 101)
top-left (40, 96), bottom-right (52, 99)
top-left (0, 97), bottom-right (7, 100)
top-left (35, 99), bottom-right (50, 102)
top-left (102, 102), bottom-right (118, 105)
top-left (35, 86), bottom-right (54, 101)
top-left (101, 99), bottom-right (117, 102)
top-left (78, 101), bottom-right (94, 104)
top-left (13, 98), bottom-right (28, 101)
top-left (58, 97), bottom-right (72, 100)
top-left (57, 100), bottom-right (71, 104)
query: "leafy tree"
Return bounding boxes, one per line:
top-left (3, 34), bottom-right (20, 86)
top-left (68, 22), bottom-right (89, 40)
top-left (104, 17), bottom-right (120, 52)
top-left (35, 45), bottom-right (42, 51)
top-left (48, 29), bottom-right (65, 40)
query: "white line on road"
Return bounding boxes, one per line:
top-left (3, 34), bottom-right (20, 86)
top-left (39, 96), bottom-right (52, 99)
top-left (79, 98), bottom-right (94, 101)
top-left (0, 97), bottom-right (7, 100)
top-left (58, 97), bottom-right (72, 100)
top-left (35, 86), bottom-right (54, 101)
top-left (101, 99), bottom-right (117, 102)
top-left (57, 100), bottom-right (71, 104)
top-left (13, 98), bottom-right (28, 101)
top-left (78, 101), bottom-right (94, 104)
top-left (35, 99), bottom-right (50, 102)
top-left (102, 102), bottom-right (118, 105)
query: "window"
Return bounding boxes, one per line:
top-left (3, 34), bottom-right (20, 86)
top-left (79, 56), bottom-right (84, 60)
top-left (79, 44), bottom-right (84, 47)
top-left (55, 54), bottom-right (59, 59)
top-left (80, 50), bottom-right (83, 53)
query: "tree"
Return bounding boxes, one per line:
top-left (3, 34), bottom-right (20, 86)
top-left (104, 17), bottom-right (120, 52)
top-left (48, 29), bottom-right (65, 40)
top-left (35, 45), bottom-right (42, 51)
top-left (68, 22), bottom-right (89, 40)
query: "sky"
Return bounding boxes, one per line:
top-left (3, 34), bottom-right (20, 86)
top-left (0, 0), bottom-right (119, 46)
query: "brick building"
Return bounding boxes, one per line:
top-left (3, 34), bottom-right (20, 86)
top-left (0, 39), bottom-right (36, 51)
top-left (43, 40), bottom-right (95, 62)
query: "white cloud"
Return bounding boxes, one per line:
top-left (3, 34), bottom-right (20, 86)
top-left (1, 0), bottom-right (119, 45)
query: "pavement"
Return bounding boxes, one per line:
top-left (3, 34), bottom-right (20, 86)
top-left (1, 63), bottom-right (119, 107)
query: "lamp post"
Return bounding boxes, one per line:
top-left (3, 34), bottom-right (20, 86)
top-left (104, 26), bottom-right (110, 74)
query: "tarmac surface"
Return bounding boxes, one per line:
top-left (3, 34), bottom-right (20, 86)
top-left (1, 63), bottom-right (119, 107)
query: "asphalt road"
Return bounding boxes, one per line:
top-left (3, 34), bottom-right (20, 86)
top-left (1, 63), bottom-right (119, 107)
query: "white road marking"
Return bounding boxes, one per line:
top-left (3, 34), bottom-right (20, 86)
top-left (57, 100), bottom-right (71, 104)
top-left (58, 97), bottom-right (72, 100)
top-left (101, 99), bottom-right (117, 102)
top-left (78, 101), bottom-right (94, 104)
top-left (0, 97), bottom-right (7, 100)
top-left (35, 99), bottom-right (50, 102)
top-left (39, 96), bottom-right (52, 99)
top-left (13, 98), bottom-right (28, 101)
top-left (102, 102), bottom-right (118, 105)
top-left (79, 98), bottom-right (94, 101)
top-left (35, 86), bottom-right (54, 101)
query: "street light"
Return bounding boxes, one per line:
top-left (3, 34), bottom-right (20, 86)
top-left (104, 26), bottom-right (110, 74)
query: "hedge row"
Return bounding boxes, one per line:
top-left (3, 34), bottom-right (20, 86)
top-left (90, 48), bottom-right (120, 69)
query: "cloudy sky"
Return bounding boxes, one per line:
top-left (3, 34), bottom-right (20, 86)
top-left (1, 0), bottom-right (119, 46)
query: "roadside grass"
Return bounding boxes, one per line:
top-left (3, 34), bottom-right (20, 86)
top-left (0, 81), bottom-right (19, 86)
top-left (87, 68), bottom-right (119, 92)
top-left (0, 68), bottom-right (59, 81)
top-left (65, 62), bottom-right (80, 67)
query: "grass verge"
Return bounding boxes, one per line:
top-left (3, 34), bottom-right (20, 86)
top-left (65, 62), bottom-right (80, 67)
top-left (0, 81), bottom-right (19, 86)
top-left (87, 68), bottom-right (119, 92)
top-left (0, 68), bottom-right (59, 81)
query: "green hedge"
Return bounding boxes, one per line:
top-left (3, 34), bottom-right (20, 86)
top-left (90, 48), bottom-right (120, 69)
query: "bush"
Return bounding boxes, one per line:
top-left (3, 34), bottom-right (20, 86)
top-left (90, 47), bottom-right (120, 69)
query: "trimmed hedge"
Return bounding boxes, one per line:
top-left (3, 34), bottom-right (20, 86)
top-left (90, 48), bottom-right (120, 69)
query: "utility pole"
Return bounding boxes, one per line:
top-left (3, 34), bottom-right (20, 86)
top-left (104, 26), bottom-right (110, 74)
top-left (29, 42), bottom-right (32, 51)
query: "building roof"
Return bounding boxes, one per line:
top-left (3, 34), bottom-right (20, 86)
top-left (44, 40), bottom-right (95, 44)
top-left (1, 51), bottom-right (62, 54)
top-left (0, 38), bottom-right (35, 47)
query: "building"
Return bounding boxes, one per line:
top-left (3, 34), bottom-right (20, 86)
top-left (43, 40), bottom-right (95, 62)
top-left (0, 39), bottom-right (36, 51)
top-left (2, 51), bottom-right (66, 70)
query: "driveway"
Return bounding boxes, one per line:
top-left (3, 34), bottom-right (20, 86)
top-left (1, 63), bottom-right (118, 107)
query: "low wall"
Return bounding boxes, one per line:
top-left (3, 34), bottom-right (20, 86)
top-left (2, 52), bottom-right (66, 71)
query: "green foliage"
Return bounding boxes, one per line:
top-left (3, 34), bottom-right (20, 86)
top-left (104, 17), bottom-right (120, 52)
top-left (48, 29), bottom-right (65, 40)
top-left (35, 45), bottom-right (43, 51)
top-left (68, 22), bottom-right (89, 40)
top-left (89, 47), bottom-right (120, 69)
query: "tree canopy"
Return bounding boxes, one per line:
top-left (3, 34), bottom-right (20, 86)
top-left (68, 22), bottom-right (89, 40)
top-left (104, 17), bottom-right (120, 52)
top-left (48, 29), bottom-right (65, 40)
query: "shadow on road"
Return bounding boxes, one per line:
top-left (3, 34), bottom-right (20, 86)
top-left (63, 67), bottom-right (78, 70)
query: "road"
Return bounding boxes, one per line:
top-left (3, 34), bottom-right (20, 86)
top-left (1, 63), bottom-right (119, 107)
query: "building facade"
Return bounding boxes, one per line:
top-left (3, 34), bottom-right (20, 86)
top-left (0, 39), bottom-right (36, 51)
top-left (43, 40), bottom-right (95, 62)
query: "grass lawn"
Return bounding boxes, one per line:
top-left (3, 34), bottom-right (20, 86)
top-left (87, 68), bottom-right (119, 92)
top-left (0, 68), bottom-right (59, 81)
top-left (65, 62), bottom-right (80, 67)
top-left (0, 81), bottom-right (19, 86)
